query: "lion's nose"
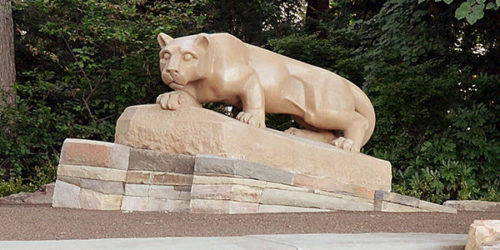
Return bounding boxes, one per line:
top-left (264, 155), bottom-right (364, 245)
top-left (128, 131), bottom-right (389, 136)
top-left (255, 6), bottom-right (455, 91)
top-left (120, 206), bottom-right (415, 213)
top-left (167, 69), bottom-right (179, 75)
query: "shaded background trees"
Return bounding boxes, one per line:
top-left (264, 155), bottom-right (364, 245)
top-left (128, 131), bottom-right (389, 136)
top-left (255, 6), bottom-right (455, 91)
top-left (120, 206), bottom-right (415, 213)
top-left (0, 0), bottom-right (498, 202)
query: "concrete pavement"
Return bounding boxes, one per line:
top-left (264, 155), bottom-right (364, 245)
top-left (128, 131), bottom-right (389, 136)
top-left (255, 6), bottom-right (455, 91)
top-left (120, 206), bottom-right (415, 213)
top-left (0, 233), bottom-right (467, 250)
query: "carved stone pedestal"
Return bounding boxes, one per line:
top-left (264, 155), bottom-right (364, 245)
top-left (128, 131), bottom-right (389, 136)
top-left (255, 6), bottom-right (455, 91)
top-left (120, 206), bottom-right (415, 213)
top-left (52, 105), bottom-right (454, 213)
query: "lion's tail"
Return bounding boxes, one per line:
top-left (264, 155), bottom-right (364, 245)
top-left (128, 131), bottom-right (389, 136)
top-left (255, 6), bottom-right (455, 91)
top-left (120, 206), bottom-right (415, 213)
top-left (349, 82), bottom-right (376, 147)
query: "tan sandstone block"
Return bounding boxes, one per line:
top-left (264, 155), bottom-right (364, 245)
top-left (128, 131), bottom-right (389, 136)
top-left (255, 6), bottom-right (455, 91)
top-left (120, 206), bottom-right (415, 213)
top-left (190, 199), bottom-right (259, 214)
top-left (191, 184), bottom-right (232, 200)
top-left (60, 139), bottom-right (129, 170)
top-left (115, 105), bottom-right (392, 192)
top-left (52, 180), bottom-right (81, 208)
top-left (57, 165), bottom-right (127, 182)
top-left (231, 185), bottom-right (262, 203)
top-left (151, 172), bottom-right (193, 185)
top-left (191, 184), bottom-right (262, 203)
top-left (126, 171), bottom-right (153, 184)
top-left (192, 175), bottom-right (267, 188)
top-left (466, 220), bottom-right (500, 250)
top-left (79, 188), bottom-right (122, 210)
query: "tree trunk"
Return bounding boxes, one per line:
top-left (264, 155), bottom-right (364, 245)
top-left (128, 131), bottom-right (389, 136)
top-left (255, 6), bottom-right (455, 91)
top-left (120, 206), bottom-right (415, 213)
top-left (305, 0), bottom-right (329, 37)
top-left (0, 0), bottom-right (16, 106)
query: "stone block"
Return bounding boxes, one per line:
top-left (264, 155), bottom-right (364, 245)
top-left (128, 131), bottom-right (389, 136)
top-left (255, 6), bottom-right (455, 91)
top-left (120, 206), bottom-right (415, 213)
top-left (52, 180), bottom-right (81, 208)
top-left (60, 139), bottom-right (129, 170)
top-left (195, 155), bottom-right (294, 185)
top-left (149, 185), bottom-right (191, 200)
top-left (121, 196), bottom-right (190, 212)
top-left (126, 171), bottom-right (152, 184)
top-left (265, 182), bottom-right (309, 192)
top-left (190, 199), bottom-right (259, 214)
top-left (191, 184), bottom-right (232, 200)
top-left (125, 183), bottom-right (150, 197)
top-left (191, 184), bottom-right (262, 203)
top-left (466, 220), bottom-right (500, 250)
top-left (124, 184), bottom-right (190, 200)
top-left (151, 172), bottom-right (193, 185)
top-left (374, 190), bottom-right (419, 207)
top-left (58, 176), bottom-right (124, 195)
top-left (260, 188), bottom-right (373, 211)
top-left (419, 200), bottom-right (457, 214)
top-left (444, 200), bottom-right (500, 212)
top-left (374, 200), bottom-right (425, 212)
top-left (292, 174), bottom-right (344, 193)
top-left (258, 204), bottom-right (331, 213)
top-left (374, 191), bottom-right (457, 213)
top-left (129, 148), bottom-right (194, 174)
top-left (313, 189), bottom-right (373, 204)
top-left (192, 175), bottom-right (266, 188)
top-left (57, 164), bottom-right (127, 182)
top-left (231, 184), bottom-right (262, 203)
top-left (79, 188), bottom-right (122, 210)
top-left (115, 105), bottom-right (392, 192)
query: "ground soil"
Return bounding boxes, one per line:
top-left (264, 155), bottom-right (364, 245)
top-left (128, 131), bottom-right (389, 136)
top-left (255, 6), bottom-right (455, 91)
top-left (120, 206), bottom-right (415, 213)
top-left (0, 204), bottom-right (498, 241)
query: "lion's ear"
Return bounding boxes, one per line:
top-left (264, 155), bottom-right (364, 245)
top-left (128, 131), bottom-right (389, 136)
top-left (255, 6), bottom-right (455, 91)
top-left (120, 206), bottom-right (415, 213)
top-left (158, 33), bottom-right (173, 48)
top-left (194, 33), bottom-right (210, 51)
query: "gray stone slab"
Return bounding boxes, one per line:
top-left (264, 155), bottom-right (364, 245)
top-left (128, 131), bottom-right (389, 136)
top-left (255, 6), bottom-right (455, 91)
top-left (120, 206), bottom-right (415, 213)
top-left (375, 190), bottom-right (419, 207)
top-left (261, 188), bottom-right (373, 211)
top-left (419, 200), bottom-right (457, 214)
top-left (194, 155), bottom-right (235, 175)
top-left (444, 200), bottom-right (500, 212)
top-left (58, 176), bottom-right (124, 195)
top-left (129, 148), bottom-right (194, 174)
top-left (0, 233), bottom-right (467, 250)
top-left (195, 155), bottom-right (294, 185)
top-left (233, 159), bottom-right (294, 185)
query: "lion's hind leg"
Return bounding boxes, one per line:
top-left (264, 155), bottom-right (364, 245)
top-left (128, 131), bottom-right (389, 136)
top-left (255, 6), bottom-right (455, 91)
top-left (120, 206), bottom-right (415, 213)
top-left (302, 110), bottom-right (369, 153)
top-left (284, 115), bottom-right (338, 143)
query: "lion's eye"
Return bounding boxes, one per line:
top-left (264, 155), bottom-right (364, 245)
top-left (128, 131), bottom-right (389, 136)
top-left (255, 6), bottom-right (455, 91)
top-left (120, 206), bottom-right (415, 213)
top-left (183, 53), bottom-right (194, 61)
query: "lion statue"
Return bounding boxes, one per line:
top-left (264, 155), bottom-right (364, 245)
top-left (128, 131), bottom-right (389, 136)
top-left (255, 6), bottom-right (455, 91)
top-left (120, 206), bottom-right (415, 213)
top-left (155, 33), bottom-right (375, 153)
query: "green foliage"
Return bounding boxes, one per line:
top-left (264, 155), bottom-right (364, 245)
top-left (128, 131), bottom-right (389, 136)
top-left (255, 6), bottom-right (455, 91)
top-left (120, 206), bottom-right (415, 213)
top-left (419, 0), bottom-right (500, 24)
top-left (268, 0), bottom-right (499, 202)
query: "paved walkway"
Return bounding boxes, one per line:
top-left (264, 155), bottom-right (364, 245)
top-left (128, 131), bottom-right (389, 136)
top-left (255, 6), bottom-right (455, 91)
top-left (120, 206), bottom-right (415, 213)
top-left (0, 233), bottom-right (467, 250)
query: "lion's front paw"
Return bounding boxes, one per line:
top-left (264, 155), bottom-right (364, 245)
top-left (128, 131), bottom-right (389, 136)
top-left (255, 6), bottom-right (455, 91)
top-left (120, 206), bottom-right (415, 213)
top-left (156, 91), bottom-right (190, 110)
top-left (236, 111), bottom-right (266, 128)
top-left (332, 137), bottom-right (360, 152)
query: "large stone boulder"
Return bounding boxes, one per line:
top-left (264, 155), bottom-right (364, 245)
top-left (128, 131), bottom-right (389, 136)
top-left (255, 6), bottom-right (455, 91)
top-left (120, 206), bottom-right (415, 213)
top-left (115, 104), bottom-right (392, 196)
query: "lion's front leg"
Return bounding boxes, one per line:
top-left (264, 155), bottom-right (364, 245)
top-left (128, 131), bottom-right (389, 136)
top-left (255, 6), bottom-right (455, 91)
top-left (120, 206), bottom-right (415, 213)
top-left (236, 75), bottom-right (266, 128)
top-left (156, 90), bottom-right (201, 110)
